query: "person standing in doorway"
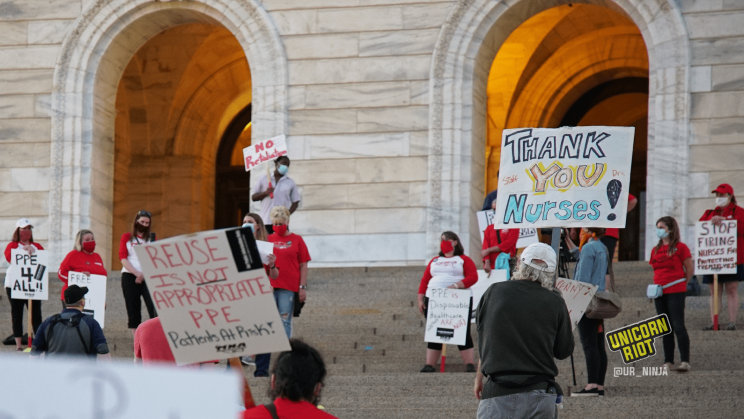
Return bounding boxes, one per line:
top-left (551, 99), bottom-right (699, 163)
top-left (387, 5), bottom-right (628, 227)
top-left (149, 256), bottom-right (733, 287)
top-left (119, 211), bottom-right (157, 337)
top-left (3, 218), bottom-right (43, 350)
top-left (251, 156), bottom-right (301, 233)
top-left (58, 229), bottom-right (107, 308)
top-left (700, 183), bottom-right (744, 330)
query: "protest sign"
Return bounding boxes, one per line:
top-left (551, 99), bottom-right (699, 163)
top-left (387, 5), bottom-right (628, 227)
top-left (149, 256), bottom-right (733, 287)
top-left (256, 240), bottom-right (274, 265)
top-left (134, 227), bottom-right (291, 365)
top-left (695, 220), bottom-right (737, 275)
top-left (554, 277), bottom-right (598, 330)
top-left (243, 134), bottom-right (288, 172)
top-left (0, 355), bottom-right (242, 418)
top-left (68, 271), bottom-right (107, 328)
top-left (494, 126), bottom-right (634, 228)
top-left (477, 209), bottom-right (539, 248)
top-left (9, 249), bottom-right (48, 300)
top-left (424, 288), bottom-right (471, 346)
top-left (470, 269), bottom-right (508, 322)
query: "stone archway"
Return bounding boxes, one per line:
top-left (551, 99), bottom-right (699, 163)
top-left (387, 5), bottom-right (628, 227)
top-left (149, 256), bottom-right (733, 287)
top-left (49, 0), bottom-right (288, 268)
top-left (427, 0), bottom-right (690, 260)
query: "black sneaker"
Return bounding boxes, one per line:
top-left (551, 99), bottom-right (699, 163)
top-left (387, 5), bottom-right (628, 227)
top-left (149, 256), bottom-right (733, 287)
top-left (2, 334), bottom-right (14, 346)
top-left (726, 322), bottom-right (736, 331)
top-left (598, 390), bottom-right (605, 397)
top-left (571, 388), bottom-right (599, 397)
top-left (420, 364), bottom-right (436, 373)
top-left (703, 324), bottom-right (715, 331)
top-left (466, 363), bottom-right (476, 373)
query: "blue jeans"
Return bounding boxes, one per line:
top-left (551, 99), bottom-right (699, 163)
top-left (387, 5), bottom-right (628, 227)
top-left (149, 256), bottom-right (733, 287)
top-left (477, 390), bottom-right (557, 419)
top-left (254, 289), bottom-right (295, 376)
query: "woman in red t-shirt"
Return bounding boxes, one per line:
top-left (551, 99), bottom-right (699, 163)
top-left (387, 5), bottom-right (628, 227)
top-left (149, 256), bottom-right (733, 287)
top-left (3, 218), bottom-right (43, 350)
top-left (699, 183), bottom-right (744, 331)
top-left (481, 201), bottom-right (519, 274)
top-left (649, 216), bottom-right (692, 372)
top-left (417, 231), bottom-right (478, 373)
top-left (58, 229), bottom-right (108, 305)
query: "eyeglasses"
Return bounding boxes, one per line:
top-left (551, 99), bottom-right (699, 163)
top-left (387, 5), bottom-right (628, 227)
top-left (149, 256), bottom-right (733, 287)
top-left (137, 210), bottom-right (152, 217)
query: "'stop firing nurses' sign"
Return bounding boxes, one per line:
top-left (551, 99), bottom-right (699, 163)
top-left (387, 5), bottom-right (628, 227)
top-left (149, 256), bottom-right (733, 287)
top-left (134, 228), bottom-right (291, 365)
top-left (243, 134), bottom-right (288, 172)
top-left (695, 220), bottom-right (737, 275)
top-left (495, 126), bottom-right (634, 228)
top-left (9, 249), bottom-right (48, 300)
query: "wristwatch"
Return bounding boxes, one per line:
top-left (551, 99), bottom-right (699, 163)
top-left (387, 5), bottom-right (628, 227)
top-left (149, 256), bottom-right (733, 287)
top-left (299, 285), bottom-right (307, 290)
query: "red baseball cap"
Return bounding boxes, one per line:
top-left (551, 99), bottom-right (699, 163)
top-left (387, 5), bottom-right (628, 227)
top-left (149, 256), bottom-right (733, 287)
top-left (712, 183), bottom-right (734, 195)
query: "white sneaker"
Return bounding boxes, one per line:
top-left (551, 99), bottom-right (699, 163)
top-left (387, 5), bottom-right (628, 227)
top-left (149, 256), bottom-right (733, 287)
top-left (241, 356), bottom-right (256, 366)
top-left (676, 362), bottom-right (691, 372)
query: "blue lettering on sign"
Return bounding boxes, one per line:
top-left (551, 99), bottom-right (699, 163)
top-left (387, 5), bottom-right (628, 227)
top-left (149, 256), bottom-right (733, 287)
top-left (504, 194), bottom-right (527, 224)
top-left (525, 204), bottom-right (543, 223)
top-left (556, 201), bottom-right (572, 220)
top-left (588, 201), bottom-right (601, 220)
top-left (573, 201), bottom-right (588, 220)
top-left (543, 201), bottom-right (557, 220)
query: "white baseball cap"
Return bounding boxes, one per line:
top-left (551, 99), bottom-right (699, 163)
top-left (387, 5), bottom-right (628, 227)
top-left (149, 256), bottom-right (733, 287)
top-left (16, 218), bottom-right (32, 229)
top-left (520, 243), bottom-right (557, 273)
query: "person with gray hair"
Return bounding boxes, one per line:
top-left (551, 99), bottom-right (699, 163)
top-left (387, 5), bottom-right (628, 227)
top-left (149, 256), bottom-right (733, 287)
top-left (474, 243), bottom-right (574, 418)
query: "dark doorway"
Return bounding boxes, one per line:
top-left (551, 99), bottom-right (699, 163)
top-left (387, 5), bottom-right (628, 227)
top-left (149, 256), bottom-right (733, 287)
top-left (214, 104), bottom-right (252, 229)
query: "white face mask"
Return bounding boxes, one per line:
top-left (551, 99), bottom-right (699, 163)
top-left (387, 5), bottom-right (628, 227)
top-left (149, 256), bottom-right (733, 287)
top-left (716, 197), bottom-right (730, 208)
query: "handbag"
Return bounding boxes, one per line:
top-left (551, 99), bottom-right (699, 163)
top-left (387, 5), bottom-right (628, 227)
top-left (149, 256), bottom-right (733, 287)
top-left (647, 278), bottom-right (686, 299)
top-left (585, 251), bottom-right (622, 319)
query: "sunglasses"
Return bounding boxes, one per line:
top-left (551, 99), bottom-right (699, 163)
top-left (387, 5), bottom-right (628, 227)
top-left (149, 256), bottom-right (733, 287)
top-left (137, 210), bottom-right (152, 218)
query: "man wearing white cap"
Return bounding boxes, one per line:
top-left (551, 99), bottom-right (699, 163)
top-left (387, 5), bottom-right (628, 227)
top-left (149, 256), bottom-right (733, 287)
top-left (474, 243), bottom-right (574, 418)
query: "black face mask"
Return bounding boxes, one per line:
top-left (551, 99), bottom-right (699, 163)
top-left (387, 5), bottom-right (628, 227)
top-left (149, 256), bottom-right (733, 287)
top-left (135, 223), bottom-right (148, 234)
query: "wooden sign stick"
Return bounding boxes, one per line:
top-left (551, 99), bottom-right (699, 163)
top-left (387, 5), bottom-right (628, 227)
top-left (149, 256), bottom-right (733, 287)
top-left (27, 299), bottom-right (33, 347)
top-left (713, 274), bottom-right (719, 331)
top-left (228, 357), bottom-right (256, 408)
top-left (440, 344), bottom-right (447, 373)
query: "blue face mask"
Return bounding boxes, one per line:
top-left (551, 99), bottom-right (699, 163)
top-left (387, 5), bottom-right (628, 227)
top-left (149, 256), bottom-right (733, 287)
top-left (277, 164), bottom-right (288, 175)
top-left (656, 228), bottom-right (669, 239)
top-left (242, 223), bottom-right (254, 232)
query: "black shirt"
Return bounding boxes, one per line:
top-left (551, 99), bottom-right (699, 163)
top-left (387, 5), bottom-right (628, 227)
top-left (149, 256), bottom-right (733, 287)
top-left (476, 280), bottom-right (574, 397)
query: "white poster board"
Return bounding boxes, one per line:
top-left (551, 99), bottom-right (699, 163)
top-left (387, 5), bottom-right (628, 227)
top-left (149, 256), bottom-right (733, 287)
top-left (243, 134), bottom-right (288, 172)
top-left (68, 271), bottom-right (108, 328)
top-left (477, 210), bottom-right (539, 248)
top-left (470, 269), bottom-right (508, 322)
top-left (424, 288), bottom-right (471, 346)
top-left (0, 356), bottom-right (241, 419)
top-left (494, 126), bottom-right (634, 228)
top-left (695, 220), bottom-right (738, 275)
top-left (256, 240), bottom-right (274, 265)
top-left (554, 277), bottom-right (598, 331)
top-left (9, 249), bottom-right (48, 300)
top-left (134, 227), bottom-right (291, 365)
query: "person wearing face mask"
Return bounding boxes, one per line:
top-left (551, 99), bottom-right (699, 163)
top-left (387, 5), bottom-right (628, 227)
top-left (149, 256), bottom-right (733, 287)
top-left (481, 200), bottom-right (519, 275)
top-left (649, 216), bottom-right (692, 372)
top-left (119, 211), bottom-right (158, 337)
top-left (58, 230), bottom-right (107, 308)
top-left (417, 231), bottom-right (479, 373)
top-left (700, 183), bottom-right (744, 331)
top-left (251, 156), bottom-right (301, 234)
top-left (3, 218), bottom-right (44, 350)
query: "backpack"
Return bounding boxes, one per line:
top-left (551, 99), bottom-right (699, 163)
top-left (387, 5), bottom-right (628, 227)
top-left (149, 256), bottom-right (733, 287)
top-left (45, 312), bottom-right (94, 355)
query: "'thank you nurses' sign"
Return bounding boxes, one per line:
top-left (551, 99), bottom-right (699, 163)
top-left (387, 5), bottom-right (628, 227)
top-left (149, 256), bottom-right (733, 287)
top-left (9, 249), bottom-right (48, 300)
top-left (134, 228), bottom-right (291, 365)
top-left (695, 220), bottom-right (738, 275)
top-left (243, 134), bottom-right (288, 172)
top-left (494, 126), bottom-right (634, 228)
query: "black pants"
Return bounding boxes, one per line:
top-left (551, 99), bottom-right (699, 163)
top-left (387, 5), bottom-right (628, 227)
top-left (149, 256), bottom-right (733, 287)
top-left (577, 315), bottom-right (607, 386)
top-left (600, 236), bottom-right (617, 273)
top-left (5, 287), bottom-right (41, 337)
top-left (121, 272), bottom-right (157, 329)
top-left (654, 292), bottom-right (689, 363)
top-left (423, 296), bottom-right (474, 351)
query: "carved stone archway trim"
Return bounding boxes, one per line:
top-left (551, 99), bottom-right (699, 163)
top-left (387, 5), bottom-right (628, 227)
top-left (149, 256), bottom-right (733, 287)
top-left (50, 0), bottom-right (288, 267)
top-left (427, 0), bottom-right (690, 260)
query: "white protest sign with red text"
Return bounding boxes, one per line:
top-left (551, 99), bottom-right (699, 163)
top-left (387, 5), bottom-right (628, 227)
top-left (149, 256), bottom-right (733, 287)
top-left (554, 277), bottom-right (597, 331)
top-left (134, 228), bottom-right (290, 365)
top-left (695, 220), bottom-right (737, 275)
top-left (243, 134), bottom-right (288, 172)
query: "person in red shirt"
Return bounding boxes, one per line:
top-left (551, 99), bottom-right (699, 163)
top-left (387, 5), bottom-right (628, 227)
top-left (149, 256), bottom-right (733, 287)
top-left (58, 229), bottom-right (107, 306)
top-left (699, 183), bottom-right (744, 331)
top-left (119, 210), bottom-right (157, 337)
top-left (417, 231), bottom-right (479, 373)
top-left (649, 216), bottom-right (692, 372)
top-left (481, 201), bottom-right (518, 274)
top-left (254, 206), bottom-right (311, 377)
top-left (3, 218), bottom-right (44, 350)
top-left (243, 339), bottom-right (337, 419)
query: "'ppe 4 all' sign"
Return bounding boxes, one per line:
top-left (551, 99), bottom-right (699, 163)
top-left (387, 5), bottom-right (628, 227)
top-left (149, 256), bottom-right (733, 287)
top-left (494, 126), bottom-right (634, 228)
top-left (9, 249), bottom-right (48, 300)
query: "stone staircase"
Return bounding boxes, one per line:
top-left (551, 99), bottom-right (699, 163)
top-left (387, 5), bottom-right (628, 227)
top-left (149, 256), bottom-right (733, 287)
top-left (2, 263), bottom-right (744, 418)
